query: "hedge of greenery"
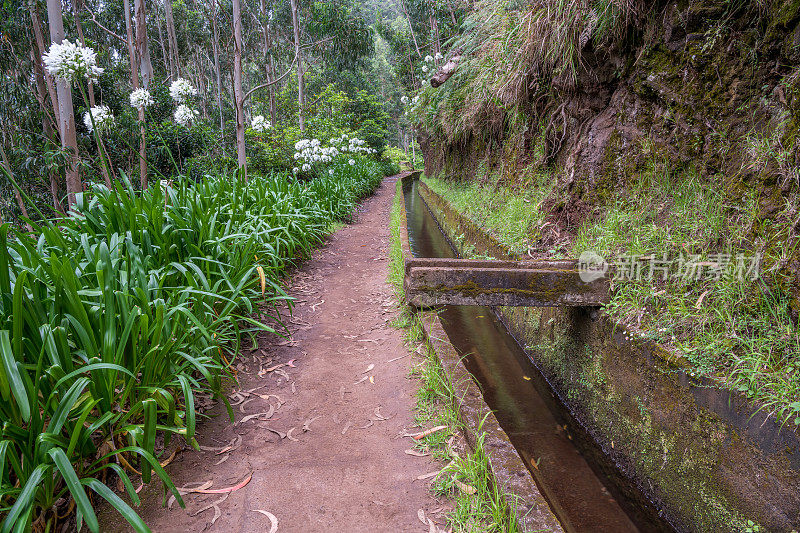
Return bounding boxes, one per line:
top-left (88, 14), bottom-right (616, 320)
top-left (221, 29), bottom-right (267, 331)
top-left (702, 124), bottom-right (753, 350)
top-left (0, 156), bottom-right (384, 532)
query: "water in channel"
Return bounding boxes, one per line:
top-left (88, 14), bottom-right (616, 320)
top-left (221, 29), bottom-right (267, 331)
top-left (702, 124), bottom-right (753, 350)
top-left (402, 179), bottom-right (673, 533)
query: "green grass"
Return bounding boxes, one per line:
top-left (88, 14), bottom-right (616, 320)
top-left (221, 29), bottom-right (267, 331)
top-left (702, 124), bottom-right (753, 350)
top-left (423, 173), bottom-right (552, 256)
top-left (0, 155), bottom-right (384, 532)
top-left (421, 168), bottom-right (800, 428)
top-left (388, 181), bottom-right (521, 532)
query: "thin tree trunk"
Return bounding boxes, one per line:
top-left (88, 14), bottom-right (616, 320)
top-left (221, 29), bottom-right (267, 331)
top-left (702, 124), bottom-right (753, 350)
top-left (29, 48), bottom-right (64, 212)
top-left (259, 0), bottom-right (277, 125)
top-left (290, 0), bottom-right (305, 131)
top-left (399, 0), bottom-right (421, 57)
top-left (232, 0), bottom-right (247, 177)
top-left (46, 0), bottom-right (81, 207)
top-left (29, 2), bottom-right (60, 130)
top-left (134, 0), bottom-right (152, 189)
top-left (164, 0), bottom-right (179, 77)
top-left (156, 6), bottom-right (170, 75)
top-left (211, 1), bottom-right (224, 135)
top-left (196, 52), bottom-right (208, 118)
top-left (135, 0), bottom-right (154, 88)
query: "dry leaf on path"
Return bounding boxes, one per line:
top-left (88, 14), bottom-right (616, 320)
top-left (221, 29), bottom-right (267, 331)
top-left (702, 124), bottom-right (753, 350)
top-left (369, 376), bottom-right (374, 384)
top-left (362, 364), bottom-right (375, 374)
top-left (428, 518), bottom-right (437, 533)
top-left (182, 473), bottom-right (252, 494)
top-left (417, 509), bottom-right (426, 525)
top-left (353, 376), bottom-right (369, 385)
top-left (406, 426), bottom-right (448, 440)
top-left (373, 407), bottom-right (390, 421)
top-left (404, 449), bottom-right (429, 457)
top-left (453, 478), bottom-right (477, 495)
top-left (416, 471), bottom-right (440, 481)
top-left (213, 454), bottom-right (230, 466)
top-left (341, 421), bottom-right (352, 435)
top-left (252, 510), bottom-right (279, 533)
top-left (238, 406), bottom-right (275, 425)
top-left (189, 493), bottom-right (229, 517)
top-left (286, 427), bottom-right (299, 442)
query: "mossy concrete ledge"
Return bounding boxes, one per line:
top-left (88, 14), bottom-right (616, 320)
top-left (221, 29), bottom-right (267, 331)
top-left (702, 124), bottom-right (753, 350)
top-left (415, 178), bottom-right (800, 533)
top-left (396, 178), bottom-right (562, 533)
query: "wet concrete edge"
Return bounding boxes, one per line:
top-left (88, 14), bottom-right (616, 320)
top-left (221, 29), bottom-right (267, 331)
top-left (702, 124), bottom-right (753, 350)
top-left (396, 177), bottom-right (564, 533)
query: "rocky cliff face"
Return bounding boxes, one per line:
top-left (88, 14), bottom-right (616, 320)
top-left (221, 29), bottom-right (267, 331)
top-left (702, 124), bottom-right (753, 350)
top-left (419, 0), bottom-right (800, 314)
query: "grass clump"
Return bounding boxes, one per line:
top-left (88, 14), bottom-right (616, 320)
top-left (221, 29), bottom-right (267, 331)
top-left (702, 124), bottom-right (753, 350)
top-left (0, 156), bottom-right (384, 532)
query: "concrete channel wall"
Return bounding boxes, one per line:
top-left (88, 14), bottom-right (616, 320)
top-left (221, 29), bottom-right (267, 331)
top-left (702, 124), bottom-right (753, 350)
top-left (413, 178), bottom-right (800, 533)
top-left (396, 177), bottom-right (564, 533)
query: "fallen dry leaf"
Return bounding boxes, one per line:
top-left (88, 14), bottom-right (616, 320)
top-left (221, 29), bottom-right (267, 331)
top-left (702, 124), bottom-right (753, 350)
top-left (238, 406), bottom-right (275, 425)
top-left (417, 509), bottom-right (426, 525)
top-left (286, 427), bottom-right (299, 442)
top-left (409, 425), bottom-right (448, 440)
top-left (453, 478), bottom-right (477, 495)
top-left (183, 473), bottom-right (252, 495)
top-left (362, 364), bottom-right (375, 374)
top-left (341, 421), bottom-right (352, 435)
top-left (416, 471), bottom-right (440, 481)
top-left (213, 454), bottom-right (230, 466)
top-left (405, 449), bottom-right (429, 457)
top-left (369, 376), bottom-right (374, 384)
top-left (252, 510), bottom-right (279, 533)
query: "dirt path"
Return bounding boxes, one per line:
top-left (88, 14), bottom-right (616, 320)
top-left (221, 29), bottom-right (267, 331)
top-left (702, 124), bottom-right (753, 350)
top-left (107, 176), bottom-right (450, 532)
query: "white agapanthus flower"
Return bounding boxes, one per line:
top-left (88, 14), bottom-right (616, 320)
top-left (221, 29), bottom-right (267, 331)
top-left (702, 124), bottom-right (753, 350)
top-left (412, 96), bottom-right (419, 104)
top-left (174, 104), bottom-right (198, 127)
top-left (329, 169), bottom-right (334, 175)
top-left (302, 163), bottom-right (311, 172)
top-left (424, 55), bottom-right (433, 63)
top-left (293, 167), bottom-right (299, 174)
top-left (43, 40), bottom-right (104, 82)
top-left (129, 88), bottom-right (154, 109)
top-left (348, 159), bottom-right (355, 166)
top-left (401, 96), bottom-right (409, 105)
top-left (251, 115), bottom-right (271, 132)
top-left (169, 78), bottom-right (198, 103)
top-left (83, 105), bottom-right (113, 133)
top-left (422, 65), bottom-right (429, 73)
top-left (435, 52), bottom-right (444, 60)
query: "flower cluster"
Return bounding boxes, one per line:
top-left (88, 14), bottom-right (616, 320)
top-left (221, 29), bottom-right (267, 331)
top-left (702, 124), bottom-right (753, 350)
top-left (401, 95), bottom-right (409, 105)
top-left (293, 139), bottom-right (339, 173)
top-left (424, 55), bottom-right (434, 63)
top-left (251, 115), bottom-right (271, 133)
top-left (174, 104), bottom-right (198, 127)
top-left (330, 135), bottom-right (376, 154)
top-left (130, 88), bottom-right (154, 109)
top-left (43, 40), bottom-right (104, 83)
top-left (169, 78), bottom-right (198, 103)
top-left (83, 105), bottom-right (113, 133)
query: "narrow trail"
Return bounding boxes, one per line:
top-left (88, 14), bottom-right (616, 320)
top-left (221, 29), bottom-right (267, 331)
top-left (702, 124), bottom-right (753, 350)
top-left (106, 176), bottom-right (450, 532)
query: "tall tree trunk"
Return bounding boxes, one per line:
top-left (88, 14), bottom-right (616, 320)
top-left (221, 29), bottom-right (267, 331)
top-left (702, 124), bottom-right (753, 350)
top-left (156, 6), bottom-right (170, 75)
top-left (290, 0), bottom-right (305, 131)
top-left (46, 0), bottom-right (81, 207)
top-left (164, 0), bottom-right (179, 77)
top-left (399, 0), bottom-right (421, 57)
top-left (28, 6), bottom-right (63, 212)
top-left (135, 0), bottom-right (154, 87)
top-left (196, 52), bottom-right (208, 118)
top-left (134, 0), bottom-right (152, 189)
top-left (29, 47), bottom-right (64, 213)
top-left (259, 0), bottom-right (277, 125)
top-left (211, 1), bottom-right (224, 135)
top-left (232, 0), bottom-right (247, 177)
